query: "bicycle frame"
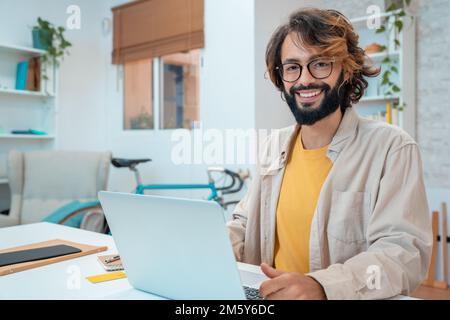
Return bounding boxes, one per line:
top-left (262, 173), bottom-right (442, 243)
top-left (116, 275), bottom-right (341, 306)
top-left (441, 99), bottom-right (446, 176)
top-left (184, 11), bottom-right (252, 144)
top-left (130, 165), bottom-right (227, 203)
top-left (135, 182), bottom-right (218, 201)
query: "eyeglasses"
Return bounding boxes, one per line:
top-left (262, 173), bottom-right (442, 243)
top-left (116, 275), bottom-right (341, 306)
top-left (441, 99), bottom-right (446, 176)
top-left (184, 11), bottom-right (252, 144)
top-left (276, 58), bottom-right (335, 82)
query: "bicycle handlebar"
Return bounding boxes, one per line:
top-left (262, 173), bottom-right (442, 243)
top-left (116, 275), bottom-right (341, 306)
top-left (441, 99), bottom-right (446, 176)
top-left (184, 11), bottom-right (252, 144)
top-left (208, 167), bottom-right (250, 194)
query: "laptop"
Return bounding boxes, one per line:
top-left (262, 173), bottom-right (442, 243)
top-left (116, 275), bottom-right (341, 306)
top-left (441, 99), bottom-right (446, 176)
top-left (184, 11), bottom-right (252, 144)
top-left (98, 191), bottom-right (266, 300)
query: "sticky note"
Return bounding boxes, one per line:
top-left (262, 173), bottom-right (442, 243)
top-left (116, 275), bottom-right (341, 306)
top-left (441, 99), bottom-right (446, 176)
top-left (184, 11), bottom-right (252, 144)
top-left (86, 271), bottom-right (127, 283)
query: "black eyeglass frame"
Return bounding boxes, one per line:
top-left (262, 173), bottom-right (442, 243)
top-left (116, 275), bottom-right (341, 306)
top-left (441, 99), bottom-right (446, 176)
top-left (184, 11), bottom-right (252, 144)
top-left (275, 57), bottom-right (336, 82)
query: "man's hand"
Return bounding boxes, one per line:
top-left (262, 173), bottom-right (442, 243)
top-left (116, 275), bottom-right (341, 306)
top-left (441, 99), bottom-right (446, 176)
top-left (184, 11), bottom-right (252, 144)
top-left (259, 263), bottom-right (327, 300)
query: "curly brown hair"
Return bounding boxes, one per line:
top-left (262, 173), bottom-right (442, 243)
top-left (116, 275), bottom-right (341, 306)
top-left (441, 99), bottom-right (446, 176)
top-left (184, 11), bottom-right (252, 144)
top-left (265, 8), bottom-right (380, 110)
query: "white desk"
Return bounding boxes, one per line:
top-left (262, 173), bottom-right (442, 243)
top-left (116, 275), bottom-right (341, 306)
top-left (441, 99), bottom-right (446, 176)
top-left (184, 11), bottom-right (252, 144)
top-left (0, 222), bottom-right (414, 300)
top-left (0, 222), bottom-right (267, 300)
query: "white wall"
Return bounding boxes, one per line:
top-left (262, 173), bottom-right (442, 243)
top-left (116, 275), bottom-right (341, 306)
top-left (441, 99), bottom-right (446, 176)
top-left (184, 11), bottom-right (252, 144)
top-left (202, 0), bottom-right (255, 131)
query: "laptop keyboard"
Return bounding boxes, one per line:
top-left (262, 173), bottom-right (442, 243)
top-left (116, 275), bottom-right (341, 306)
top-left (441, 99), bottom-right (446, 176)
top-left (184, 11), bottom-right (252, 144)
top-left (243, 286), bottom-right (264, 300)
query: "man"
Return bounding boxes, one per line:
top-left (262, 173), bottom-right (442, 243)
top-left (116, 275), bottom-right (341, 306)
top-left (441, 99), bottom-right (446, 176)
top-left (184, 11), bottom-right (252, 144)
top-left (227, 8), bottom-right (432, 300)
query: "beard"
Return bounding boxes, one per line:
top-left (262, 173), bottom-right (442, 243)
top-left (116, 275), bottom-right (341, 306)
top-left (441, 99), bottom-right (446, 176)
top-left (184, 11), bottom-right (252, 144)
top-left (284, 72), bottom-right (346, 125)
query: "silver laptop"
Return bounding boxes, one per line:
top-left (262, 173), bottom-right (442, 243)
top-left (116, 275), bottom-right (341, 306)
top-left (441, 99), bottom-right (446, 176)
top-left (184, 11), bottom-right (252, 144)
top-left (98, 191), bottom-right (265, 300)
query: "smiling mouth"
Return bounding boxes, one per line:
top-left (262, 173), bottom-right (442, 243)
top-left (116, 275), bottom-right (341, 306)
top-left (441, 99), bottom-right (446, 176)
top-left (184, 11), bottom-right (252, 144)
top-left (295, 89), bottom-right (324, 104)
top-left (296, 89), bottom-right (323, 98)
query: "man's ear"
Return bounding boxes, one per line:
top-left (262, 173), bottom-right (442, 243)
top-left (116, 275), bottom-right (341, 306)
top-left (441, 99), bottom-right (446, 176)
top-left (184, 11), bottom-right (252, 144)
top-left (344, 70), bottom-right (351, 82)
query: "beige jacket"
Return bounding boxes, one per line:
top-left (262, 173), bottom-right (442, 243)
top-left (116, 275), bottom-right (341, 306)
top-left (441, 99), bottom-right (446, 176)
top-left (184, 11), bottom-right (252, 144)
top-left (227, 107), bottom-right (432, 300)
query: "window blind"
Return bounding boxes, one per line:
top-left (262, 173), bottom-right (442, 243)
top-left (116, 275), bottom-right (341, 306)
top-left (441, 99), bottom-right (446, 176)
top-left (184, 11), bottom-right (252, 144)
top-left (112, 0), bottom-right (204, 64)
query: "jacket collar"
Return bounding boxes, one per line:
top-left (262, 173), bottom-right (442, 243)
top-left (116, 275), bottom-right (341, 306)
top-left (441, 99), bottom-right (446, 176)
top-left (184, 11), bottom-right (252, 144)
top-left (259, 107), bottom-right (360, 175)
top-left (327, 107), bottom-right (359, 156)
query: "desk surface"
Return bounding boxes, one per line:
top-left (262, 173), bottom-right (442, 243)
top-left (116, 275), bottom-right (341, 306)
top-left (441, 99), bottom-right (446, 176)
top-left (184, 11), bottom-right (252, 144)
top-left (0, 222), bottom-right (266, 300)
top-left (0, 222), bottom-right (414, 300)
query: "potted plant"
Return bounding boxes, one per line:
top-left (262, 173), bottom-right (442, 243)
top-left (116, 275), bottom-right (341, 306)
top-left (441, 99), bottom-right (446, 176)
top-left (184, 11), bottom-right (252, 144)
top-left (130, 107), bottom-right (153, 129)
top-left (32, 17), bottom-right (72, 82)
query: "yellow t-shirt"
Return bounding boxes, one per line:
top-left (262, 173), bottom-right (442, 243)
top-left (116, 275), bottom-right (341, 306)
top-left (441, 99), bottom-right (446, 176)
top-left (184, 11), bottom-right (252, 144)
top-left (274, 132), bottom-right (332, 273)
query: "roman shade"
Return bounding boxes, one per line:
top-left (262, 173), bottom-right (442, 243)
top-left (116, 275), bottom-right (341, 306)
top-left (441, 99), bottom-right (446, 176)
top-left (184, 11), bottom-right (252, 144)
top-left (112, 0), bottom-right (204, 64)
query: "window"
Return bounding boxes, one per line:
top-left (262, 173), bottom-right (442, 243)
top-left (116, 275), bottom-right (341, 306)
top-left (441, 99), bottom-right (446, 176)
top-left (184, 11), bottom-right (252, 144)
top-left (122, 49), bottom-right (200, 131)
top-left (113, 0), bottom-right (203, 131)
top-left (161, 49), bottom-right (200, 129)
top-left (123, 59), bottom-right (153, 130)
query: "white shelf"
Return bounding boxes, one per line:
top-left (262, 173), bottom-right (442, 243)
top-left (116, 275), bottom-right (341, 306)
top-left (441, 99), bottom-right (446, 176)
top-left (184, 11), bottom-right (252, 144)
top-left (0, 134), bottom-right (55, 140)
top-left (367, 51), bottom-right (400, 60)
top-left (0, 88), bottom-right (54, 98)
top-left (0, 40), bottom-right (57, 205)
top-left (349, 10), bottom-right (416, 138)
top-left (360, 95), bottom-right (400, 103)
top-left (0, 43), bottom-right (46, 57)
top-left (350, 9), bottom-right (402, 25)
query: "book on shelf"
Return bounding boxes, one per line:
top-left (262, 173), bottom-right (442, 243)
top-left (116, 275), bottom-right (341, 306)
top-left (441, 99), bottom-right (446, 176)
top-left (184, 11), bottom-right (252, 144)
top-left (15, 58), bottom-right (41, 91)
top-left (26, 57), bottom-right (41, 91)
top-left (15, 60), bottom-right (28, 90)
top-left (364, 102), bottom-right (402, 128)
top-left (386, 102), bottom-right (392, 124)
top-left (11, 129), bottom-right (48, 136)
top-left (365, 111), bottom-right (387, 123)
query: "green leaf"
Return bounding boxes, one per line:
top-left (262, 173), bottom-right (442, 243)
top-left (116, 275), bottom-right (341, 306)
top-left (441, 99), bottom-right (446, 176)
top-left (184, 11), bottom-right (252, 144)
top-left (395, 20), bottom-right (403, 33)
top-left (398, 10), bottom-right (406, 17)
top-left (379, 45), bottom-right (387, 52)
top-left (392, 85), bottom-right (401, 92)
top-left (391, 66), bottom-right (398, 73)
top-left (382, 57), bottom-right (391, 64)
top-left (386, 3), bottom-right (397, 11)
top-left (376, 25), bottom-right (386, 33)
top-left (39, 18), bottom-right (50, 29)
top-left (394, 39), bottom-right (401, 47)
top-left (61, 39), bottom-right (71, 48)
top-left (396, 102), bottom-right (405, 111)
top-left (405, 0), bottom-right (412, 7)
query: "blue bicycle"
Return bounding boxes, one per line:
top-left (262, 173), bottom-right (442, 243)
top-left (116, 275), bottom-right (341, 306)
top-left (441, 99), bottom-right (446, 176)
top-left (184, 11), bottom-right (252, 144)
top-left (46, 157), bottom-right (250, 233)
top-left (111, 158), bottom-right (249, 206)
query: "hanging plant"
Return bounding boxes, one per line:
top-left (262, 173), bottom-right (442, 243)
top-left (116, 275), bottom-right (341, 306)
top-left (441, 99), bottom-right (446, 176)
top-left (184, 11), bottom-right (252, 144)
top-left (32, 17), bottom-right (72, 81)
top-left (375, 0), bottom-right (413, 111)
